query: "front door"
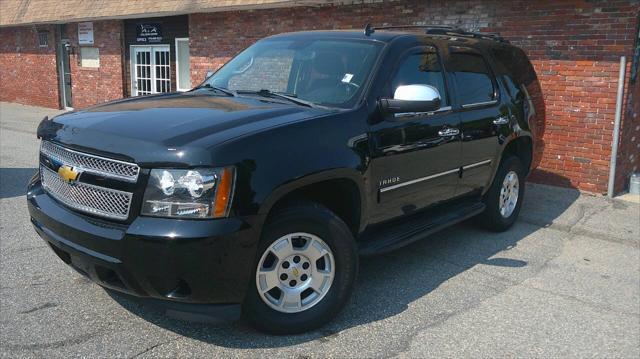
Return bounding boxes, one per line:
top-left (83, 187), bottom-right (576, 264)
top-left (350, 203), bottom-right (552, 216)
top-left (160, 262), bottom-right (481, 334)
top-left (369, 46), bottom-right (462, 224)
top-left (132, 46), bottom-right (171, 96)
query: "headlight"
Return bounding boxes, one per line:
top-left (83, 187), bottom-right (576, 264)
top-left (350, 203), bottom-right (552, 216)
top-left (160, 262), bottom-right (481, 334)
top-left (141, 167), bottom-right (235, 219)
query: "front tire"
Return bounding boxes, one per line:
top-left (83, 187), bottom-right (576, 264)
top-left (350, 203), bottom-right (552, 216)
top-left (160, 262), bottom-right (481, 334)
top-left (478, 156), bottom-right (525, 232)
top-left (243, 202), bottom-right (358, 334)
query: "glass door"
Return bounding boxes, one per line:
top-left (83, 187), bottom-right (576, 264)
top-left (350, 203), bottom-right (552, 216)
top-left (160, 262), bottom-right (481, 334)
top-left (131, 45), bottom-right (170, 96)
top-left (133, 47), bottom-right (152, 96)
top-left (154, 47), bottom-right (171, 93)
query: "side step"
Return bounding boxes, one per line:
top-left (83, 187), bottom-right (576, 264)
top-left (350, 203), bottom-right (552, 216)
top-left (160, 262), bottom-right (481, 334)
top-left (357, 201), bottom-right (486, 256)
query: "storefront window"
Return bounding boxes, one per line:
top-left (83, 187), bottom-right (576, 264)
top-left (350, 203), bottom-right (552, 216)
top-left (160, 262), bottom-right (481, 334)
top-left (175, 38), bottom-right (190, 91)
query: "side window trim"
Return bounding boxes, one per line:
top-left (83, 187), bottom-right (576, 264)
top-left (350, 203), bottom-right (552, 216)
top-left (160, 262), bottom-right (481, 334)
top-left (385, 44), bottom-right (451, 111)
top-left (446, 46), bottom-right (500, 110)
top-left (461, 99), bottom-right (498, 109)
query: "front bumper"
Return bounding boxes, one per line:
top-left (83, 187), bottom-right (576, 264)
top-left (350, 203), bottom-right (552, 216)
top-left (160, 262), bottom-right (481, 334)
top-left (27, 176), bottom-right (263, 321)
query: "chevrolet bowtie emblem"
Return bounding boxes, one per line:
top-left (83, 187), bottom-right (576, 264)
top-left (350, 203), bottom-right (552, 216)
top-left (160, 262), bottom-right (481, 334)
top-left (58, 165), bottom-right (80, 183)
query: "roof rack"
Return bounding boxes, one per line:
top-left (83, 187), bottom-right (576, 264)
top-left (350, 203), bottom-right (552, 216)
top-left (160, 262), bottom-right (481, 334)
top-left (363, 23), bottom-right (509, 43)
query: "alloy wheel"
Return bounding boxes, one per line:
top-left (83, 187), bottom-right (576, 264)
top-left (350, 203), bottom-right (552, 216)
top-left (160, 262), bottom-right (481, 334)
top-left (499, 170), bottom-right (519, 218)
top-left (255, 232), bottom-right (335, 313)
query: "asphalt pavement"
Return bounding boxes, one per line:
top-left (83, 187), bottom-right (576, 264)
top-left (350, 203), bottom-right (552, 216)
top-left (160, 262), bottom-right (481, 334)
top-left (1, 102), bottom-right (639, 358)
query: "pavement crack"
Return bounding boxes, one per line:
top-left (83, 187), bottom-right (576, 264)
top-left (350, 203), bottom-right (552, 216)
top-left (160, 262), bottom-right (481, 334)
top-left (389, 282), bottom-right (509, 358)
top-left (129, 337), bottom-right (181, 358)
top-left (8, 245), bottom-right (46, 255)
top-left (0, 125), bottom-right (35, 135)
top-left (567, 203), bottom-right (587, 230)
top-left (518, 217), bottom-right (639, 248)
top-left (436, 251), bottom-right (639, 317)
top-left (19, 302), bottom-right (58, 314)
top-left (1, 331), bottom-right (101, 351)
top-left (523, 282), bottom-right (640, 317)
top-left (315, 329), bottom-right (342, 343)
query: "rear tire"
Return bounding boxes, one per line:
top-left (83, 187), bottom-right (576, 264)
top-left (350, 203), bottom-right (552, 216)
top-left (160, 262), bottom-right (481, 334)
top-left (243, 202), bottom-right (358, 334)
top-left (477, 156), bottom-right (525, 232)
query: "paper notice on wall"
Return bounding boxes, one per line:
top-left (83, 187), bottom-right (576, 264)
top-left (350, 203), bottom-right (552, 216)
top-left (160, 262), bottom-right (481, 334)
top-left (78, 22), bottom-right (94, 45)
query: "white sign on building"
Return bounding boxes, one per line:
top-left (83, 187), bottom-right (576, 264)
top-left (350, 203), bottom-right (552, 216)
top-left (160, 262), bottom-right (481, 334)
top-left (78, 22), bottom-right (94, 45)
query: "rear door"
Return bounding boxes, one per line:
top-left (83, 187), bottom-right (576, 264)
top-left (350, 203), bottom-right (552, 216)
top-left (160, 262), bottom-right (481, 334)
top-left (445, 47), bottom-right (506, 196)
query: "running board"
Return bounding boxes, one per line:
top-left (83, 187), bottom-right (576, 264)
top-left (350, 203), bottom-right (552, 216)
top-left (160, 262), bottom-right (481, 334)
top-left (357, 201), bottom-right (486, 256)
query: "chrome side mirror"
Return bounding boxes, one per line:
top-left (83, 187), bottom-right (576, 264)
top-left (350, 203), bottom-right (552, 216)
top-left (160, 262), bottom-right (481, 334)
top-left (379, 84), bottom-right (441, 117)
top-left (394, 84), bottom-right (441, 102)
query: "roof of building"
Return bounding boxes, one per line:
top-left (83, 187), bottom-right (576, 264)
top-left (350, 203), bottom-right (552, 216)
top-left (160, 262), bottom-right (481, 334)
top-left (0, 0), bottom-right (334, 27)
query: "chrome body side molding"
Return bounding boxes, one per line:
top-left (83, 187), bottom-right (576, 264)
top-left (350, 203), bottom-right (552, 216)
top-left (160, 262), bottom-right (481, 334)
top-left (379, 159), bottom-right (492, 193)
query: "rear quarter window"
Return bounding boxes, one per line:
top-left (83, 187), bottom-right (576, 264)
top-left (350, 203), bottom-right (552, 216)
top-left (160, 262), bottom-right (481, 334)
top-left (491, 46), bottom-right (537, 88)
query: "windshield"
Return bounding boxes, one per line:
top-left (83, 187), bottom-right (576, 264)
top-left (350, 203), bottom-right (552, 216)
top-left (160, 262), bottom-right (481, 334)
top-left (202, 38), bottom-right (384, 108)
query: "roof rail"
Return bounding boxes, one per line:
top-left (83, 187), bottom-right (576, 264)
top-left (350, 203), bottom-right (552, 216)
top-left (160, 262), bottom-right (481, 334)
top-left (363, 23), bottom-right (509, 43)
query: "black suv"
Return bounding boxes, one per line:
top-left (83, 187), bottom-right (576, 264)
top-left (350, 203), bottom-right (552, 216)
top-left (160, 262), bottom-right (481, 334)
top-left (28, 25), bottom-right (539, 334)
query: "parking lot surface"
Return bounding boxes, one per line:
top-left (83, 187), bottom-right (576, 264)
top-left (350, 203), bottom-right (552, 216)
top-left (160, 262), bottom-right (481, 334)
top-left (1, 102), bottom-right (639, 358)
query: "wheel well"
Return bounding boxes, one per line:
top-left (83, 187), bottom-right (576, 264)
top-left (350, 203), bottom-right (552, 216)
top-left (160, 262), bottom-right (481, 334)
top-left (267, 179), bottom-right (361, 236)
top-left (503, 136), bottom-right (533, 175)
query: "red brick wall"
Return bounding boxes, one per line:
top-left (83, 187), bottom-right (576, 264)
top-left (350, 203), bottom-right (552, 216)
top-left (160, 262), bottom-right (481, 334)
top-left (0, 25), bottom-right (59, 108)
top-left (190, 0), bottom-right (639, 194)
top-left (65, 20), bottom-right (125, 109)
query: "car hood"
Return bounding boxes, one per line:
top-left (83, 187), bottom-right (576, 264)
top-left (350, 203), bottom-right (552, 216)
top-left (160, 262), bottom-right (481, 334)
top-left (37, 92), bottom-right (333, 167)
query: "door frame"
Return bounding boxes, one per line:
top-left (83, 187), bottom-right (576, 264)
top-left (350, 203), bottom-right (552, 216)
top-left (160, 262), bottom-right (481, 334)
top-left (130, 44), bottom-right (171, 96)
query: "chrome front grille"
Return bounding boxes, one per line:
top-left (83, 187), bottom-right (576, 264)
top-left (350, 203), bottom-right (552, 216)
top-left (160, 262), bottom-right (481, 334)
top-left (40, 165), bottom-right (132, 220)
top-left (40, 141), bottom-right (139, 182)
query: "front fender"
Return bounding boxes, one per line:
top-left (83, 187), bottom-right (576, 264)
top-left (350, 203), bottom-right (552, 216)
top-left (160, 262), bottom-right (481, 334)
top-left (208, 109), bottom-right (372, 226)
top-left (258, 167), bottom-right (367, 216)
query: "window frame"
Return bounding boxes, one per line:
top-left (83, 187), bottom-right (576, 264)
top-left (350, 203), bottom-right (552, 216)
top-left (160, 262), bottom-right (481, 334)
top-left (37, 31), bottom-right (49, 48)
top-left (384, 45), bottom-right (452, 113)
top-left (175, 37), bottom-right (191, 92)
top-left (445, 47), bottom-right (500, 110)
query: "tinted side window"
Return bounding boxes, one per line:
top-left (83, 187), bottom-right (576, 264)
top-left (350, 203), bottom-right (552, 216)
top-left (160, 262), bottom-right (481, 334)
top-left (491, 46), bottom-right (536, 87)
top-left (448, 52), bottom-right (495, 105)
top-left (391, 48), bottom-right (448, 106)
top-left (491, 47), bottom-right (537, 103)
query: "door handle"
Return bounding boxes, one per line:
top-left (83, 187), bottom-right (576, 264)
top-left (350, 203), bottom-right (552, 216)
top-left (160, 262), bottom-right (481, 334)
top-left (438, 127), bottom-right (460, 137)
top-left (493, 116), bottom-right (510, 125)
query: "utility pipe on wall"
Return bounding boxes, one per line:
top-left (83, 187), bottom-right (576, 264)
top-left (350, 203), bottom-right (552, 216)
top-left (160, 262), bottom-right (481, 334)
top-left (607, 56), bottom-right (627, 198)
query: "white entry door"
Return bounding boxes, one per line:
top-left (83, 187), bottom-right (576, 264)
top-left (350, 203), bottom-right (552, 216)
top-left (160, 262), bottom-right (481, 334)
top-left (132, 46), bottom-right (171, 96)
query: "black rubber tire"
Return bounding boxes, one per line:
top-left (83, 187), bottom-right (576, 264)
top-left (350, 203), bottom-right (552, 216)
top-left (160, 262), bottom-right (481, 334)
top-left (243, 202), bottom-right (358, 334)
top-left (477, 156), bottom-right (525, 232)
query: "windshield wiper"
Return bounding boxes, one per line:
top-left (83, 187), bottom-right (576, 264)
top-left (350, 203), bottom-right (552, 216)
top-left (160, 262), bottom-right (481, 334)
top-left (194, 83), bottom-right (236, 97)
top-left (236, 89), bottom-right (316, 108)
